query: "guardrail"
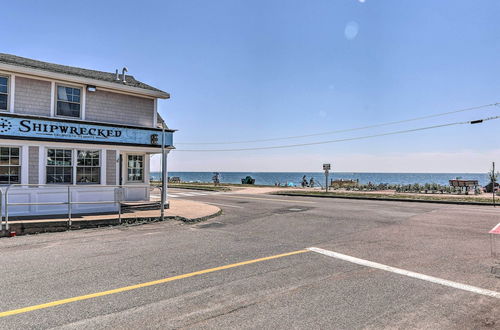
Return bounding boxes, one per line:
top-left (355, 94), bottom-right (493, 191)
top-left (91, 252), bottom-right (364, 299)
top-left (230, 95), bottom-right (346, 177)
top-left (1, 184), bottom-right (157, 232)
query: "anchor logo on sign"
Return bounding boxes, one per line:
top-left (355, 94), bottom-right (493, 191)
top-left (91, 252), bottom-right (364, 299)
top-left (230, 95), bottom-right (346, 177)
top-left (0, 118), bottom-right (12, 133)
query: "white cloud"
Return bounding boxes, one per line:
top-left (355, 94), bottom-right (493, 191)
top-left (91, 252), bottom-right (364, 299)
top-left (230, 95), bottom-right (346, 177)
top-left (344, 21), bottom-right (359, 40)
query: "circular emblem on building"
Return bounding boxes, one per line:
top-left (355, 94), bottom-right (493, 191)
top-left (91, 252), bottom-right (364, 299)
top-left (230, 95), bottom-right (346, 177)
top-left (0, 118), bottom-right (12, 133)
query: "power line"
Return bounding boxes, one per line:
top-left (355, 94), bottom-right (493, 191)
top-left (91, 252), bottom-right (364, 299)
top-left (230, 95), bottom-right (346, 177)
top-left (177, 102), bottom-right (500, 145)
top-left (174, 115), bottom-right (500, 152)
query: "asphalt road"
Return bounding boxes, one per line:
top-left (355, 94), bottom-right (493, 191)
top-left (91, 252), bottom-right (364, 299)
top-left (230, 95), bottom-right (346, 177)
top-left (0, 188), bottom-right (499, 329)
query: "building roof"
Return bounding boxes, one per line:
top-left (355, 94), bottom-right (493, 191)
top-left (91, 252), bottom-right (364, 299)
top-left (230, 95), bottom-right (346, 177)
top-left (0, 53), bottom-right (169, 98)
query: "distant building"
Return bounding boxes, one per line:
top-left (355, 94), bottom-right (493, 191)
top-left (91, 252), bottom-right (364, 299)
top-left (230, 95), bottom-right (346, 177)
top-left (484, 182), bottom-right (499, 193)
top-left (0, 53), bottom-right (174, 216)
top-left (448, 179), bottom-right (479, 193)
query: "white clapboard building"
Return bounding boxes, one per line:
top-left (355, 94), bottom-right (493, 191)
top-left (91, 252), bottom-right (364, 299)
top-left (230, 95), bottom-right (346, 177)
top-left (0, 53), bottom-right (174, 217)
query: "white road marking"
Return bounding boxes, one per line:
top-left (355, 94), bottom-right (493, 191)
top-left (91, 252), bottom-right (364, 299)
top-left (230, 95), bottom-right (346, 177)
top-left (205, 202), bottom-right (244, 209)
top-left (153, 191), bottom-right (233, 199)
top-left (307, 247), bottom-right (500, 299)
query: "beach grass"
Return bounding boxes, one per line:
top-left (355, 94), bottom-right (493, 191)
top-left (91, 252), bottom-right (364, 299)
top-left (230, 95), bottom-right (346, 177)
top-left (158, 181), bottom-right (274, 191)
top-left (273, 190), bottom-right (498, 205)
top-left (151, 181), bottom-right (231, 191)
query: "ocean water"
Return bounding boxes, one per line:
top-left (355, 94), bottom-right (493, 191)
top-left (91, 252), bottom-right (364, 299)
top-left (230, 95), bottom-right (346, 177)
top-left (150, 172), bottom-right (491, 187)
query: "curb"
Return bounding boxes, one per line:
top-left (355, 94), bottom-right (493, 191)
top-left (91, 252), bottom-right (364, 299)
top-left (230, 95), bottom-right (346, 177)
top-left (1, 209), bottom-right (223, 237)
top-left (172, 209), bottom-right (223, 223)
top-left (272, 193), bottom-right (497, 206)
top-left (167, 186), bottom-right (231, 192)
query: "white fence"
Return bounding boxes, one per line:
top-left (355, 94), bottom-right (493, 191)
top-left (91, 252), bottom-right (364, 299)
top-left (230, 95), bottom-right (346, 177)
top-left (0, 184), bottom-right (155, 231)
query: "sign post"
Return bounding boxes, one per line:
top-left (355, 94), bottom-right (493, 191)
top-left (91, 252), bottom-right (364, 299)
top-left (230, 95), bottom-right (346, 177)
top-left (323, 163), bottom-right (331, 193)
top-left (160, 125), bottom-right (167, 221)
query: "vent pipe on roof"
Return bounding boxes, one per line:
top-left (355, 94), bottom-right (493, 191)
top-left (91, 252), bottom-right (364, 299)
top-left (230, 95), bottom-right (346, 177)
top-left (121, 67), bottom-right (128, 83)
top-left (115, 69), bottom-right (120, 81)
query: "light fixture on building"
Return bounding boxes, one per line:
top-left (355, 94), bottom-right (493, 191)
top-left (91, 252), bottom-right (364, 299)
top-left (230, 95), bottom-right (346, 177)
top-left (87, 85), bottom-right (97, 92)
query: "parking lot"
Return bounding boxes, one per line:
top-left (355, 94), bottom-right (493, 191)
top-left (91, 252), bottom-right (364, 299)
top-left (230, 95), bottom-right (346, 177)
top-left (0, 189), bottom-right (499, 329)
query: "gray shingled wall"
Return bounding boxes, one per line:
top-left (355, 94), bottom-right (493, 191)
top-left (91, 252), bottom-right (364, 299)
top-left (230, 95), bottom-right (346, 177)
top-left (86, 90), bottom-right (154, 127)
top-left (106, 150), bottom-right (116, 185)
top-left (14, 77), bottom-right (51, 116)
top-left (28, 146), bottom-right (39, 184)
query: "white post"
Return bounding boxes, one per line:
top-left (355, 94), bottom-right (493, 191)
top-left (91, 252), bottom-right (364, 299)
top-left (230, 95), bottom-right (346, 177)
top-left (100, 149), bottom-right (106, 185)
top-left (21, 146), bottom-right (29, 184)
top-left (38, 146), bottom-right (45, 184)
top-left (50, 82), bottom-right (55, 117)
top-left (9, 75), bottom-right (15, 113)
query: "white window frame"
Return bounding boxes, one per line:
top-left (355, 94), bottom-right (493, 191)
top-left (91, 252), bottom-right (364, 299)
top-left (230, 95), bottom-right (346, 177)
top-left (44, 147), bottom-right (104, 185)
top-left (0, 145), bottom-right (21, 184)
top-left (125, 153), bottom-right (145, 183)
top-left (76, 149), bottom-right (101, 185)
top-left (45, 148), bottom-right (73, 184)
top-left (0, 74), bottom-right (10, 112)
top-left (54, 83), bottom-right (83, 119)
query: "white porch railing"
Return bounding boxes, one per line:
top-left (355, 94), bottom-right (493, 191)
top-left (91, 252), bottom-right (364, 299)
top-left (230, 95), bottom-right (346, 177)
top-left (0, 184), bottom-right (159, 231)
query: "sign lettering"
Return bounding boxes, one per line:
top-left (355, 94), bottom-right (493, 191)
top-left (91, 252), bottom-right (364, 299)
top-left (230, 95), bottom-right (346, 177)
top-left (0, 116), bottom-right (173, 147)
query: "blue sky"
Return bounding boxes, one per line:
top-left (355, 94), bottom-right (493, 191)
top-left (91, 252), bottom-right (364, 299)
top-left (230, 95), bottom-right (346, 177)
top-left (3, 0), bottom-right (500, 172)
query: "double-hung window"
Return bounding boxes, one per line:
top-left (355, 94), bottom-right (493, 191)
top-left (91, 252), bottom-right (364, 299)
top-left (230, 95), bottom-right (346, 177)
top-left (56, 85), bottom-right (81, 118)
top-left (0, 147), bottom-right (20, 184)
top-left (0, 76), bottom-right (8, 111)
top-left (127, 155), bottom-right (144, 182)
top-left (47, 149), bottom-right (101, 184)
top-left (46, 149), bottom-right (72, 184)
top-left (76, 150), bottom-right (100, 184)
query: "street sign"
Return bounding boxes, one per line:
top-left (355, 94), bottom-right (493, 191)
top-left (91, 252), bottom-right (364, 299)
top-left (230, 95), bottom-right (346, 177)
top-left (323, 163), bottom-right (331, 171)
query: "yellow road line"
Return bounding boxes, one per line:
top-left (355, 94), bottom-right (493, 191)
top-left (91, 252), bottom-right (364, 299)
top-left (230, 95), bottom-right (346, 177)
top-left (222, 195), bottom-right (316, 204)
top-left (0, 249), bottom-right (309, 318)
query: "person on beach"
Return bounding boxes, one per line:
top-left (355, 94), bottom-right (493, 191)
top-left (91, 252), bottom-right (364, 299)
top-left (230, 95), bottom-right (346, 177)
top-left (309, 177), bottom-right (315, 187)
top-left (212, 172), bottom-right (220, 186)
top-left (302, 175), bottom-right (308, 188)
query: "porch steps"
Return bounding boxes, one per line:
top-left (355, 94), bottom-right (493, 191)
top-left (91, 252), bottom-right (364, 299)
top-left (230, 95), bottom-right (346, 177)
top-left (120, 201), bottom-right (162, 211)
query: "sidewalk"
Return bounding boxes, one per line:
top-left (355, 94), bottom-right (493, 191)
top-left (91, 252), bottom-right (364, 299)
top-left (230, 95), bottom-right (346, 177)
top-left (1, 199), bottom-right (221, 236)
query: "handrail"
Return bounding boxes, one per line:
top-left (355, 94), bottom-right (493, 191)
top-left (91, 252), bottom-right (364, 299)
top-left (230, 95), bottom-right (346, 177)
top-left (2, 184), bottom-right (154, 232)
